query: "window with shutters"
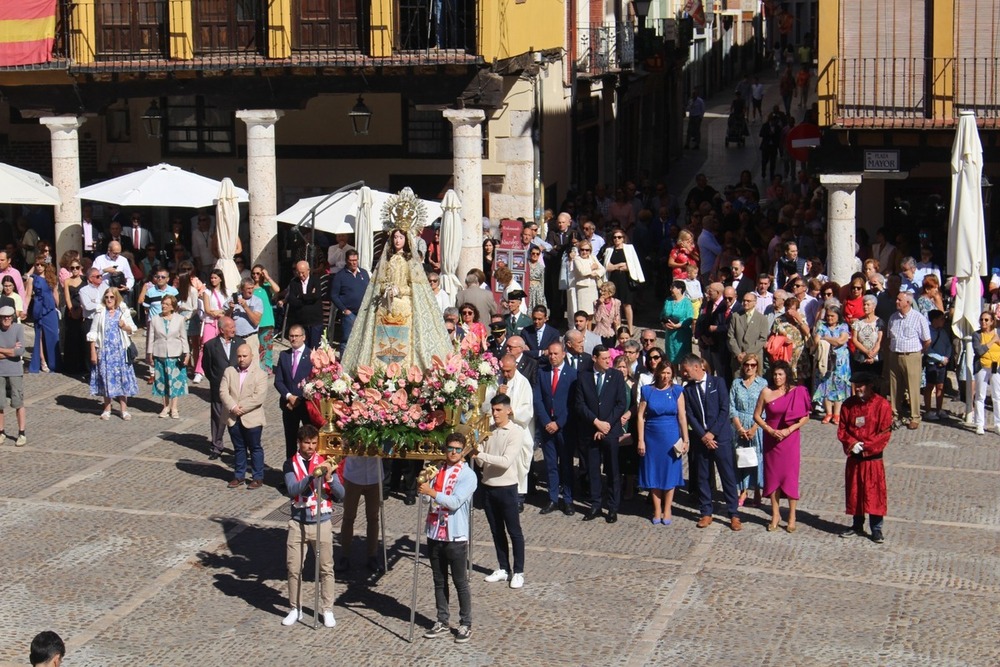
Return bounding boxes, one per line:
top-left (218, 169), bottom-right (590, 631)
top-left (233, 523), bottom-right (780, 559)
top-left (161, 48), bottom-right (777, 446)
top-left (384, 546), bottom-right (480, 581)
top-left (954, 0), bottom-right (1000, 113)
top-left (163, 96), bottom-right (236, 156)
top-left (838, 0), bottom-right (926, 118)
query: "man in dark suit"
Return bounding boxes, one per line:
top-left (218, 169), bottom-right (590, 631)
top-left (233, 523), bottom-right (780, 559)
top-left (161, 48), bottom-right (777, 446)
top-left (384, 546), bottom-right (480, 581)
top-left (679, 353), bottom-right (742, 531)
top-left (286, 260), bottom-right (325, 349)
top-left (274, 324), bottom-right (313, 460)
top-left (520, 305), bottom-right (561, 360)
top-left (506, 335), bottom-right (538, 389)
top-left (200, 316), bottom-right (244, 460)
top-left (487, 316), bottom-right (508, 359)
top-left (106, 220), bottom-right (133, 254)
top-left (710, 287), bottom-right (741, 383)
top-left (575, 346), bottom-right (629, 523)
top-left (533, 341), bottom-right (578, 516)
top-left (126, 212), bottom-right (154, 255)
top-left (563, 330), bottom-right (593, 373)
top-left (727, 258), bottom-right (755, 298)
top-left (544, 212), bottom-right (578, 325)
top-left (695, 282), bottom-right (723, 372)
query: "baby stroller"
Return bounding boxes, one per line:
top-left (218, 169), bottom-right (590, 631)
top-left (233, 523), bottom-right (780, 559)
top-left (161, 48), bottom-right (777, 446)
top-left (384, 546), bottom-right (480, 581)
top-left (724, 111), bottom-right (748, 147)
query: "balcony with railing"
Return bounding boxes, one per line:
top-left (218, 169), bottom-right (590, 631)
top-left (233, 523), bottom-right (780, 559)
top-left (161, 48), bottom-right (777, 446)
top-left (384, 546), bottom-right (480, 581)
top-left (0, 0), bottom-right (482, 73)
top-left (828, 57), bottom-right (1000, 129)
top-left (575, 23), bottom-right (635, 78)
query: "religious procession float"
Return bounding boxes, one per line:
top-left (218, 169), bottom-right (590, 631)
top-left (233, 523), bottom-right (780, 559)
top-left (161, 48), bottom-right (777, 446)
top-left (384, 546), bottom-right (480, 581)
top-left (301, 188), bottom-right (498, 473)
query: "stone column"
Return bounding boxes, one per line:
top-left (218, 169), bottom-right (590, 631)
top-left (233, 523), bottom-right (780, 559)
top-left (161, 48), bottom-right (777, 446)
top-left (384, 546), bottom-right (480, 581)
top-left (236, 109), bottom-right (283, 274)
top-left (40, 116), bottom-right (86, 258)
top-left (443, 108), bottom-right (485, 279)
top-left (820, 174), bottom-right (863, 286)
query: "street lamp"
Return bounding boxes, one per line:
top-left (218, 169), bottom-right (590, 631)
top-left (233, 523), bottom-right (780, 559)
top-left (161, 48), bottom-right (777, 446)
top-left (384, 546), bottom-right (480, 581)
top-left (633, 0), bottom-right (651, 27)
top-left (141, 100), bottom-right (164, 139)
top-left (349, 95), bottom-right (373, 136)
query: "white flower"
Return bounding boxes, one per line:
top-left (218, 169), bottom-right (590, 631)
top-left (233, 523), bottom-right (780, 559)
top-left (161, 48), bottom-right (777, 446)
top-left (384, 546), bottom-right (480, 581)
top-left (331, 379), bottom-right (349, 394)
top-left (464, 378), bottom-right (477, 390)
top-left (478, 361), bottom-right (493, 375)
top-left (443, 380), bottom-right (458, 394)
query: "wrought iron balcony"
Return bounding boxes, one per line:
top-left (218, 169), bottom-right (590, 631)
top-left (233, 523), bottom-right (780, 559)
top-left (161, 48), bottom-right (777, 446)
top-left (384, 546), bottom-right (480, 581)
top-left (831, 57), bottom-right (1000, 128)
top-left (0, 0), bottom-right (482, 73)
top-left (575, 23), bottom-right (635, 77)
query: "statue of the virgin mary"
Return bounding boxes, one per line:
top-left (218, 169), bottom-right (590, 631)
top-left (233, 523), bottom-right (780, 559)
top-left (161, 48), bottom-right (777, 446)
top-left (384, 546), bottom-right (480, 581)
top-left (341, 188), bottom-right (453, 372)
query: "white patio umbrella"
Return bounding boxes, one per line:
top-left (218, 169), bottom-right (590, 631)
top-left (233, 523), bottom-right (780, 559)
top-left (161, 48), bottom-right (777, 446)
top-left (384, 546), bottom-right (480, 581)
top-left (78, 163), bottom-right (248, 208)
top-left (947, 110), bottom-right (988, 422)
top-left (439, 189), bottom-right (463, 301)
top-left (355, 186), bottom-right (375, 272)
top-left (214, 178), bottom-right (242, 295)
top-left (0, 162), bottom-right (61, 205)
top-left (276, 188), bottom-right (442, 236)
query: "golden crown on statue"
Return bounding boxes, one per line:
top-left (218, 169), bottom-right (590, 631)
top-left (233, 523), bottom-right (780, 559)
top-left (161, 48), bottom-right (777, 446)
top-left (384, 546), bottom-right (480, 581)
top-left (382, 187), bottom-right (427, 235)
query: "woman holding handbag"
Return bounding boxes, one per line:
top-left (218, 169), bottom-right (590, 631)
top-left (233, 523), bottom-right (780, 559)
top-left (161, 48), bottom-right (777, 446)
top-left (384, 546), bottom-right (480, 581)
top-left (146, 294), bottom-right (190, 419)
top-left (88, 289), bottom-right (138, 420)
top-left (768, 296), bottom-right (811, 381)
top-left (753, 360), bottom-right (811, 533)
top-left (730, 354), bottom-right (766, 507)
top-left (636, 363), bottom-right (688, 525)
top-left (972, 311), bottom-right (1000, 435)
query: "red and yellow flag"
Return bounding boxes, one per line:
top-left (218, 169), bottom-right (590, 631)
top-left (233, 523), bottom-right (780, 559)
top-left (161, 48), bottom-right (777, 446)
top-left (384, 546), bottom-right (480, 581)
top-left (0, 0), bottom-right (57, 67)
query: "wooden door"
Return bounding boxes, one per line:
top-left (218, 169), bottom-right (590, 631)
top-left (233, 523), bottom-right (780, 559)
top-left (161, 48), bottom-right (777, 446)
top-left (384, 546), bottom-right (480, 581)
top-left (194, 0), bottom-right (261, 53)
top-left (96, 0), bottom-right (165, 57)
top-left (294, 0), bottom-right (358, 50)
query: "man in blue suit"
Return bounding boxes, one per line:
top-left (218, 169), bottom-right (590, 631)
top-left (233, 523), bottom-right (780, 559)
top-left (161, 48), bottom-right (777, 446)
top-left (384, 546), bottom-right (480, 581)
top-left (533, 341), bottom-right (578, 516)
top-left (576, 346), bottom-right (629, 523)
top-left (274, 324), bottom-right (313, 461)
top-left (679, 353), bottom-right (742, 531)
top-left (520, 305), bottom-right (561, 360)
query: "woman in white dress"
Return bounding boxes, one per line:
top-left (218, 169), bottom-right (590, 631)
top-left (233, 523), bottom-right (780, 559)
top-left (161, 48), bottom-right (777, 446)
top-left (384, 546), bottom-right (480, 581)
top-left (569, 240), bottom-right (605, 321)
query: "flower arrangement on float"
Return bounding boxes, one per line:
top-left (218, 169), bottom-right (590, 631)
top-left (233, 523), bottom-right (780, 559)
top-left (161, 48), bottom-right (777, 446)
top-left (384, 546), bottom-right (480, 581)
top-left (301, 333), bottom-right (499, 455)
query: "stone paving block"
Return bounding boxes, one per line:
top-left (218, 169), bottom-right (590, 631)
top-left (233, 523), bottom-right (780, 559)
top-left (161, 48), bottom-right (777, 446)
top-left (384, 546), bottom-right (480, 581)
top-left (0, 449), bottom-right (89, 498)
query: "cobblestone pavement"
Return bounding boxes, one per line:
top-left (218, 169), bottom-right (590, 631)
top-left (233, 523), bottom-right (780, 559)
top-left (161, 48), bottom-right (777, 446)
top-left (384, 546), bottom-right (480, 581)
top-left (2, 330), bottom-right (1000, 667)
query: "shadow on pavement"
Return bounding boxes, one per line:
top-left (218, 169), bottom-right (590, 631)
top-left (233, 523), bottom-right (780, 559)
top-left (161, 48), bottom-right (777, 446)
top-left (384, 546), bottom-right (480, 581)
top-left (176, 459), bottom-right (231, 482)
top-left (198, 517), bottom-right (287, 619)
top-left (55, 392), bottom-right (163, 415)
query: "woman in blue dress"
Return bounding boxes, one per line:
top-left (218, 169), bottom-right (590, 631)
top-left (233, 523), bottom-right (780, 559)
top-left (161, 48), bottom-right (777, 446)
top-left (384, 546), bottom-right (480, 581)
top-left (812, 306), bottom-right (851, 424)
top-left (637, 363), bottom-right (689, 525)
top-left (87, 289), bottom-right (139, 420)
top-left (24, 260), bottom-right (60, 373)
top-left (730, 353), bottom-right (767, 507)
top-left (660, 280), bottom-right (694, 364)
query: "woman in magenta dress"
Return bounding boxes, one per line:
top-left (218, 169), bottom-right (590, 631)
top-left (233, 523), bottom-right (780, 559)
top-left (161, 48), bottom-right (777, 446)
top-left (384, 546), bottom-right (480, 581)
top-left (753, 360), bottom-right (811, 533)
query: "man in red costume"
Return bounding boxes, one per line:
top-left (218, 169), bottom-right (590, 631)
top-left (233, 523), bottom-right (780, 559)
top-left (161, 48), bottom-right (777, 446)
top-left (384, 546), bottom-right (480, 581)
top-left (836, 372), bottom-right (893, 543)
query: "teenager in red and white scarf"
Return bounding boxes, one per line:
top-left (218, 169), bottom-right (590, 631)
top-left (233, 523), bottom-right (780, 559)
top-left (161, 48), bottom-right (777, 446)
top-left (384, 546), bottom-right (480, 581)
top-left (281, 424), bottom-right (344, 629)
top-left (417, 432), bottom-right (478, 644)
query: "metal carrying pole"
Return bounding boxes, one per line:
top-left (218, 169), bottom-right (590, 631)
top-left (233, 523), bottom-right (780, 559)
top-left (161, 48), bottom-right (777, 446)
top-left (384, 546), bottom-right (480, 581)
top-left (407, 459), bottom-right (425, 643)
top-left (313, 475), bottom-right (323, 629)
top-left (378, 465), bottom-right (389, 572)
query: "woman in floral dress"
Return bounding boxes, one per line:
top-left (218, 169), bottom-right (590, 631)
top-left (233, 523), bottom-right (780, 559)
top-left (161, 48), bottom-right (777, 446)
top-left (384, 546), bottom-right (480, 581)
top-left (769, 296), bottom-right (811, 382)
top-left (812, 306), bottom-right (851, 424)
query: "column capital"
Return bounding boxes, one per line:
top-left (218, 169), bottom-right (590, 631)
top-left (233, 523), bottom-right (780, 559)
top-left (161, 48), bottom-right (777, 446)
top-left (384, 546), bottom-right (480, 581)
top-left (819, 173), bottom-right (863, 190)
top-left (39, 116), bottom-right (87, 133)
top-left (236, 109), bottom-right (284, 126)
top-left (443, 108), bottom-right (486, 127)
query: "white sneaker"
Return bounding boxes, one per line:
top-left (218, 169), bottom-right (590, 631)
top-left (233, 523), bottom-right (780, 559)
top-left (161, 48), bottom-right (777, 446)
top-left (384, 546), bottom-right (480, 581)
top-left (281, 608), bottom-right (302, 626)
top-left (509, 573), bottom-right (524, 589)
top-left (323, 611), bottom-right (336, 628)
top-left (192, 373), bottom-right (203, 384)
top-left (483, 569), bottom-right (509, 583)
top-left (976, 425), bottom-right (986, 435)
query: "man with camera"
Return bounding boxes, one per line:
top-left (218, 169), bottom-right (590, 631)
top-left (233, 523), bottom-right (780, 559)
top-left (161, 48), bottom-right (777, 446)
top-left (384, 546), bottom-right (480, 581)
top-left (228, 277), bottom-right (263, 359)
top-left (92, 241), bottom-right (135, 304)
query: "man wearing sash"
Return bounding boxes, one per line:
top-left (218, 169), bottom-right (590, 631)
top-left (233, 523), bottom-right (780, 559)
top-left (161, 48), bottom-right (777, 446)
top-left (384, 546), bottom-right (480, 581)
top-left (282, 425), bottom-right (344, 627)
top-left (418, 432), bottom-right (477, 643)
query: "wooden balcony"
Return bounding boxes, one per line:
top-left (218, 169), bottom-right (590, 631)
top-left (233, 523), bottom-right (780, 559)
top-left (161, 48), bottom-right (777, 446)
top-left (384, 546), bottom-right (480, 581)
top-left (824, 57), bottom-right (1000, 129)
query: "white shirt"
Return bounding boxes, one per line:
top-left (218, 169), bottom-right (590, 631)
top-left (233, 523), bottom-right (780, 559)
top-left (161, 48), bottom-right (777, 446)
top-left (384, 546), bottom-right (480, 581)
top-left (327, 243), bottom-right (355, 274)
top-left (78, 282), bottom-right (108, 319)
top-left (588, 234), bottom-right (606, 257)
top-left (754, 290), bottom-right (773, 314)
top-left (92, 253), bottom-right (135, 290)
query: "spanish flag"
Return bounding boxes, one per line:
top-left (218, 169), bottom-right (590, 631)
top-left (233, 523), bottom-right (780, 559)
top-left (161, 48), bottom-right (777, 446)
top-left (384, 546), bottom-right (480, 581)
top-left (0, 0), bottom-right (57, 67)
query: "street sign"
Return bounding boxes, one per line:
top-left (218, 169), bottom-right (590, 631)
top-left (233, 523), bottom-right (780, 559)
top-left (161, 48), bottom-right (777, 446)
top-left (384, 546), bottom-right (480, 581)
top-left (864, 149), bottom-right (900, 172)
top-left (786, 122), bottom-right (821, 163)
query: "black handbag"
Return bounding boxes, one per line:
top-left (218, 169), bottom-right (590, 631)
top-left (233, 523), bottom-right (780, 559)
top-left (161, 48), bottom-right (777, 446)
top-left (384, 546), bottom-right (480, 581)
top-left (126, 340), bottom-right (138, 364)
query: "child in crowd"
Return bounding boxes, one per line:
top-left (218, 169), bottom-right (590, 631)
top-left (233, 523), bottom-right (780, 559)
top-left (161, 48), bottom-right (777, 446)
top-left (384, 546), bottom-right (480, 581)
top-left (683, 263), bottom-right (704, 318)
top-left (923, 310), bottom-right (951, 421)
